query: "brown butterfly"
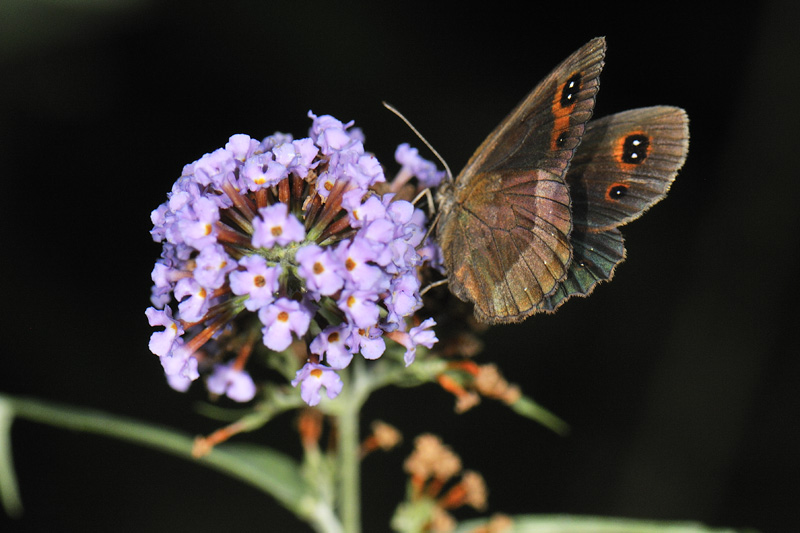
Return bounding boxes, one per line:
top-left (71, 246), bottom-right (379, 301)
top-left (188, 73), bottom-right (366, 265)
top-left (436, 37), bottom-right (689, 324)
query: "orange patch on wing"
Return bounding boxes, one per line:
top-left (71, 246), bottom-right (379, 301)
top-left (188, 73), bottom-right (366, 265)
top-left (613, 130), bottom-right (648, 167)
top-left (606, 182), bottom-right (629, 201)
top-left (550, 79), bottom-right (576, 151)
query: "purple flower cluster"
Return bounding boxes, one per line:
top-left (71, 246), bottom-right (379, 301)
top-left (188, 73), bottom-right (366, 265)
top-left (147, 112), bottom-right (440, 405)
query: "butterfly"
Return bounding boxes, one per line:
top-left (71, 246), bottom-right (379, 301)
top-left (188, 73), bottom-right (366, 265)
top-left (435, 37), bottom-right (689, 324)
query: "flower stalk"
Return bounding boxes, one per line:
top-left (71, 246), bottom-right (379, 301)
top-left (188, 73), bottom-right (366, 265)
top-left (337, 369), bottom-right (362, 533)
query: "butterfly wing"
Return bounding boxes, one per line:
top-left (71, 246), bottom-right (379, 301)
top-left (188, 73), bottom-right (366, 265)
top-left (537, 106), bottom-right (690, 312)
top-left (438, 37), bottom-right (606, 324)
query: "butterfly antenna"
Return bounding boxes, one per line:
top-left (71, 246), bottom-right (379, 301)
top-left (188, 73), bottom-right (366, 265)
top-left (382, 101), bottom-right (454, 183)
top-left (383, 102), bottom-right (448, 257)
top-left (420, 278), bottom-right (448, 296)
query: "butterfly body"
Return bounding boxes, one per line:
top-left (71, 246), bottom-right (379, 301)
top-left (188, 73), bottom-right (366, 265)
top-left (436, 38), bottom-right (689, 324)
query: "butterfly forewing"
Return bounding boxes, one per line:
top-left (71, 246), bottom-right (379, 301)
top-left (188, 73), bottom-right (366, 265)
top-left (438, 37), bottom-right (607, 324)
top-left (456, 37), bottom-right (607, 179)
top-left (536, 106), bottom-right (690, 312)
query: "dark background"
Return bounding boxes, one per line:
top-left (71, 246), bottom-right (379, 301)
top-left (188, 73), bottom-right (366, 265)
top-left (2, 1), bottom-right (798, 531)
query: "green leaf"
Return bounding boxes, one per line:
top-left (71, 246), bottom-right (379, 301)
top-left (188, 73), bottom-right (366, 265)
top-left (0, 398), bottom-right (23, 518)
top-left (454, 514), bottom-right (756, 533)
top-left (390, 497), bottom-right (437, 533)
top-left (201, 442), bottom-right (306, 510)
top-left (509, 395), bottom-right (570, 436)
top-left (0, 393), bottom-right (342, 532)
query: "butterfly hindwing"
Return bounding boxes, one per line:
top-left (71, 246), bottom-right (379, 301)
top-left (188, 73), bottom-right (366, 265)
top-left (537, 228), bottom-right (625, 312)
top-left (568, 106), bottom-right (689, 230)
top-left (536, 106), bottom-right (690, 312)
top-left (438, 38), bottom-right (607, 324)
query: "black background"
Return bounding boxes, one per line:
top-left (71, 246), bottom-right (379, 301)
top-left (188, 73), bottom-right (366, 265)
top-left (2, 1), bottom-right (799, 532)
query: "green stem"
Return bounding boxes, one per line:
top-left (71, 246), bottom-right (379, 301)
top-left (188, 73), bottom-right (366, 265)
top-left (337, 360), bottom-right (363, 533)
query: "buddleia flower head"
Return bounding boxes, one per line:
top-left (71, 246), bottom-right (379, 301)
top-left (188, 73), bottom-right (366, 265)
top-left (146, 112), bottom-right (441, 405)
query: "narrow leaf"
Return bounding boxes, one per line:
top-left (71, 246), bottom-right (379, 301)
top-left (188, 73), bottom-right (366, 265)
top-left (0, 394), bottom-right (313, 519)
top-left (509, 395), bottom-right (570, 436)
top-left (454, 514), bottom-right (754, 533)
top-left (0, 398), bottom-right (23, 518)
